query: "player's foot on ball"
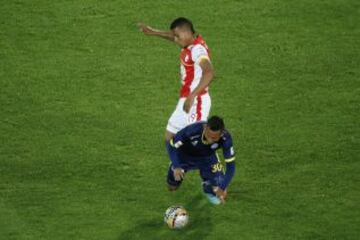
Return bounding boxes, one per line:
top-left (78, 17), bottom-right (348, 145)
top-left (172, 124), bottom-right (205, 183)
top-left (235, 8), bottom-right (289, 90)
top-left (205, 193), bottom-right (221, 205)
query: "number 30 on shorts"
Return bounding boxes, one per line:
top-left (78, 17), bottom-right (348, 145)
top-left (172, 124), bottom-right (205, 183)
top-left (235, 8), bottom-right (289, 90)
top-left (211, 163), bottom-right (223, 173)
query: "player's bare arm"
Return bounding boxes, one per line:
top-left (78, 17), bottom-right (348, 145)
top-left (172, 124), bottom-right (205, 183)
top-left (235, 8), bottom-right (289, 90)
top-left (183, 58), bottom-right (214, 113)
top-left (138, 23), bottom-right (175, 41)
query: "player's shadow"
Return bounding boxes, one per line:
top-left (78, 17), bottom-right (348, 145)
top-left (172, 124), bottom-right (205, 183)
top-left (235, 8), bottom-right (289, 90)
top-left (118, 194), bottom-right (213, 240)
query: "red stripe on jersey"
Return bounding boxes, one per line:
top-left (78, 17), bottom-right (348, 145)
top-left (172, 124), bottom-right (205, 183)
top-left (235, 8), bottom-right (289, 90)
top-left (179, 35), bottom-right (210, 98)
top-left (180, 48), bottom-right (194, 97)
top-left (196, 95), bottom-right (202, 121)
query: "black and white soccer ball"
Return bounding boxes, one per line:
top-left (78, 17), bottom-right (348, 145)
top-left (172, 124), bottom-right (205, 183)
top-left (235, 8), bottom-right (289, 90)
top-left (164, 206), bottom-right (189, 229)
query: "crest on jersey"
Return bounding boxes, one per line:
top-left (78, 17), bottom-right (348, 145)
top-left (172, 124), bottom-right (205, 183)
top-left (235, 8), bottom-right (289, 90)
top-left (211, 143), bottom-right (219, 149)
top-left (190, 135), bottom-right (200, 140)
top-left (191, 140), bottom-right (198, 146)
top-left (184, 54), bottom-right (189, 62)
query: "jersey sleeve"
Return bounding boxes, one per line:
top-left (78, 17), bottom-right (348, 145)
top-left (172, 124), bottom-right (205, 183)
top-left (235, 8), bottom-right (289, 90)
top-left (167, 128), bottom-right (188, 168)
top-left (219, 161), bottom-right (235, 190)
top-left (218, 132), bottom-right (236, 190)
top-left (191, 44), bottom-right (210, 64)
top-left (170, 127), bottom-right (188, 149)
top-left (222, 132), bottom-right (235, 163)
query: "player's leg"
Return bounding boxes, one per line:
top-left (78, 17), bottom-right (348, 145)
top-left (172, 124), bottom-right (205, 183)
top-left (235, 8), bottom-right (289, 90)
top-left (165, 98), bottom-right (188, 168)
top-left (167, 164), bottom-right (183, 191)
top-left (166, 98), bottom-right (187, 141)
top-left (167, 153), bottom-right (197, 191)
top-left (199, 155), bottom-right (224, 205)
top-left (167, 163), bottom-right (190, 191)
top-left (187, 93), bottom-right (211, 124)
top-left (166, 94), bottom-right (211, 139)
top-left (200, 172), bottom-right (222, 205)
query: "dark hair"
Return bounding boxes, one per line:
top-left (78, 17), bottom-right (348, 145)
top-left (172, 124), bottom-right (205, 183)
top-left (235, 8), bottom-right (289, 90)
top-left (170, 17), bottom-right (195, 33)
top-left (207, 116), bottom-right (225, 131)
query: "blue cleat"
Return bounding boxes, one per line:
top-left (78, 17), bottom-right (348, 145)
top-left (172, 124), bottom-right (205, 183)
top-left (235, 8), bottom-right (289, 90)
top-left (205, 193), bottom-right (221, 205)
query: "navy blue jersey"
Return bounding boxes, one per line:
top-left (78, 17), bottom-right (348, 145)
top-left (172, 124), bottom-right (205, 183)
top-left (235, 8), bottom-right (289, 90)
top-left (166, 121), bottom-right (236, 190)
top-left (170, 122), bottom-right (235, 162)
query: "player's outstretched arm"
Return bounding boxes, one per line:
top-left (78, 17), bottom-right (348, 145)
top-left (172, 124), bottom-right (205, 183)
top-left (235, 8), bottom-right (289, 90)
top-left (137, 23), bottom-right (175, 41)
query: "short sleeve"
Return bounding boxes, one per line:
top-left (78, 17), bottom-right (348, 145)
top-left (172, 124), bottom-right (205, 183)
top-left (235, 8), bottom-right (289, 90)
top-left (170, 128), bottom-right (188, 149)
top-left (191, 44), bottom-right (210, 64)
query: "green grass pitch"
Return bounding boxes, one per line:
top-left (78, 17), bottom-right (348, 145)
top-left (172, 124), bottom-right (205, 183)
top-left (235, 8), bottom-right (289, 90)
top-left (1, 0), bottom-right (359, 239)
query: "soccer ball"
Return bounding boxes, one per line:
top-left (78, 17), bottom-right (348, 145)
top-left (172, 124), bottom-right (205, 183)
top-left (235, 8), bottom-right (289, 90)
top-left (164, 206), bottom-right (189, 229)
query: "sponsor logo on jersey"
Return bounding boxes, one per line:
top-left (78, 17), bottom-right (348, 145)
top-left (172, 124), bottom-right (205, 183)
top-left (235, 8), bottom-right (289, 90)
top-left (190, 135), bottom-right (201, 140)
top-left (211, 143), bottom-right (219, 149)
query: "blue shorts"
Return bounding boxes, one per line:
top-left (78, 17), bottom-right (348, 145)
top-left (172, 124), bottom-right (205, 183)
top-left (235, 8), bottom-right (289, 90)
top-left (167, 152), bottom-right (225, 191)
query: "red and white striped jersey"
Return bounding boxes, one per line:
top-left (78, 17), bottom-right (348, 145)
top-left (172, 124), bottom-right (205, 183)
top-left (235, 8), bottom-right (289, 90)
top-left (179, 35), bottom-right (211, 97)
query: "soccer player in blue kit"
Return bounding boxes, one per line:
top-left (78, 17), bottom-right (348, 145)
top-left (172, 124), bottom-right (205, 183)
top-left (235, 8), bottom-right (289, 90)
top-left (166, 116), bottom-right (236, 205)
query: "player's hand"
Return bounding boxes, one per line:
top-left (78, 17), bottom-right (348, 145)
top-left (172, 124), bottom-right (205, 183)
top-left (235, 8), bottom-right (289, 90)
top-left (183, 94), bottom-right (195, 113)
top-left (137, 23), bottom-right (156, 36)
top-left (173, 168), bottom-right (185, 181)
top-left (213, 187), bottom-right (227, 204)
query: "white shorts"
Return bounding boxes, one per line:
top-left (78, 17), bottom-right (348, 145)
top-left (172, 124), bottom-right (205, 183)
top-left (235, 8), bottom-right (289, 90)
top-left (166, 93), bottom-right (211, 134)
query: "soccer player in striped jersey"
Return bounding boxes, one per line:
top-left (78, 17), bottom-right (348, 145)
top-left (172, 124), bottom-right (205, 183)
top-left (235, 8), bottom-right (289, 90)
top-left (138, 17), bottom-right (215, 142)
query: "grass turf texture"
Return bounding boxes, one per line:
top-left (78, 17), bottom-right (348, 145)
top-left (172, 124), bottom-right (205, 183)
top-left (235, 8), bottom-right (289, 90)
top-left (1, 0), bottom-right (359, 239)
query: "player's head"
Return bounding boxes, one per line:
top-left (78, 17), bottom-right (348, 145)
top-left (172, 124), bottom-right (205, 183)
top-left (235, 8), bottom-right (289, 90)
top-left (204, 116), bottom-right (225, 144)
top-left (170, 17), bottom-right (196, 47)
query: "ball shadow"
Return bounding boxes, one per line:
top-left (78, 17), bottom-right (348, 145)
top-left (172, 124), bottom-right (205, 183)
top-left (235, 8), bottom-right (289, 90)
top-left (118, 194), bottom-right (214, 240)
